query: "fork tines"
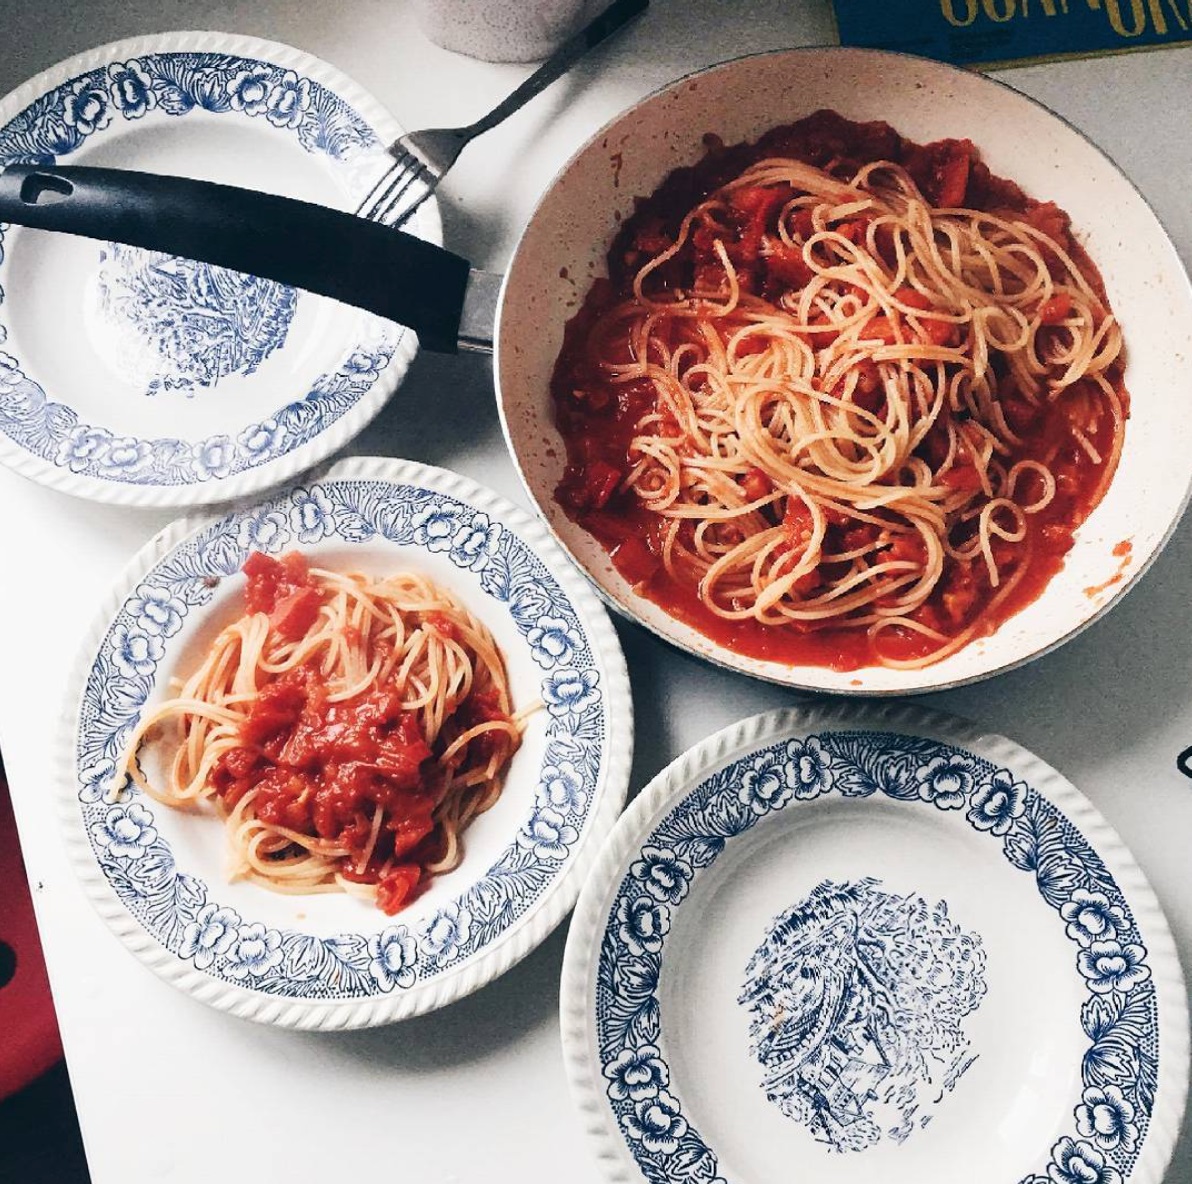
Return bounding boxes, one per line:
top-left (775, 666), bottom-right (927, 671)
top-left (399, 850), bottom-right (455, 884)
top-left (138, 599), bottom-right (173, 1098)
top-left (356, 156), bottom-right (434, 227)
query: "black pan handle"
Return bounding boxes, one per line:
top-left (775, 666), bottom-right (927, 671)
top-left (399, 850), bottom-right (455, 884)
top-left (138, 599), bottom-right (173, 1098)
top-left (0, 163), bottom-right (472, 354)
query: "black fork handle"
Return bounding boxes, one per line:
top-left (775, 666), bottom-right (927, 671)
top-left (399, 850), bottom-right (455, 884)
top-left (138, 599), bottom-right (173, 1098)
top-left (0, 163), bottom-right (473, 353)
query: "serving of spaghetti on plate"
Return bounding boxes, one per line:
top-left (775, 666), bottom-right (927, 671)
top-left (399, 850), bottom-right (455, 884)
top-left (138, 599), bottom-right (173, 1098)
top-left (56, 455), bottom-right (632, 1028)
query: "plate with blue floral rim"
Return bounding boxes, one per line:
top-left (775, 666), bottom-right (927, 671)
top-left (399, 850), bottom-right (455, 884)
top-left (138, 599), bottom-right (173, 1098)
top-left (561, 703), bottom-right (1188, 1184)
top-left (0, 31), bottom-right (438, 506)
top-left (56, 454), bottom-right (632, 1028)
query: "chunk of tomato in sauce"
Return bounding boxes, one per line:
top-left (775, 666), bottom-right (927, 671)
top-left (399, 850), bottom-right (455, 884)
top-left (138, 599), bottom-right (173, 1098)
top-left (611, 537), bottom-right (661, 587)
top-left (243, 550), bottom-right (284, 614)
top-left (894, 287), bottom-right (958, 347)
top-left (729, 185), bottom-right (790, 220)
top-left (903, 139), bottom-right (974, 209)
top-left (940, 563), bottom-right (978, 625)
top-left (842, 522), bottom-right (879, 554)
top-left (1019, 203), bottom-right (1074, 276)
top-left (845, 360), bottom-right (883, 412)
top-left (238, 670), bottom-right (309, 752)
top-left (243, 550), bottom-right (315, 616)
top-left (579, 460), bottom-right (624, 511)
top-left (377, 865), bottom-right (423, 915)
top-left (450, 688), bottom-right (514, 765)
top-left (740, 467), bottom-right (774, 503)
top-left (252, 768), bottom-right (315, 832)
top-left (389, 796), bottom-right (437, 859)
top-left (884, 533), bottom-right (928, 567)
top-left (1022, 201), bottom-right (1070, 245)
top-left (836, 218), bottom-right (870, 244)
top-left (269, 586), bottom-right (322, 642)
top-left (763, 244), bottom-right (814, 292)
top-left (728, 184), bottom-right (793, 263)
top-left (790, 208), bottom-right (816, 239)
top-left (423, 611), bottom-right (461, 643)
top-left (1039, 292), bottom-right (1072, 325)
top-left (782, 498), bottom-right (815, 549)
top-left (861, 315), bottom-right (901, 345)
top-left (941, 464), bottom-right (983, 492)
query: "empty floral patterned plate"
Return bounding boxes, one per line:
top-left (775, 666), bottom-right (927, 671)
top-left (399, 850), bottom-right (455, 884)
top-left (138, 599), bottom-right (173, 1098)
top-left (0, 32), bottom-right (436, 505)
top-left (561, 704), bottom-right (1188, 1184)
top-left (57, 456), bottom-right (632, 1027)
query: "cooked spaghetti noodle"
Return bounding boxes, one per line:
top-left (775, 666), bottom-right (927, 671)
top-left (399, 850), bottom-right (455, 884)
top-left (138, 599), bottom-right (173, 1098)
top-left (120, 551), bottom-right (524, 914)
top-left (553, 111), bottom-right (1128, 670)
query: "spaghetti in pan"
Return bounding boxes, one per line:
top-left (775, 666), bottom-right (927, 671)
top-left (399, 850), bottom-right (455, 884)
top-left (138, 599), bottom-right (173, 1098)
top-left (552, 110), bottom-right (1127, 670)
top-left (120, 551), bottom-right (524, 915)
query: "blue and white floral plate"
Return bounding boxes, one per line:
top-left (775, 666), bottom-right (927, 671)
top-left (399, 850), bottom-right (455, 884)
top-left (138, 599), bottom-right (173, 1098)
top-left (561, 705), bottom-right (1188, 1184)
top-left (57, 456), bottom-right (632, 1028)
top-left (0, 32), bottom-right (436, 506)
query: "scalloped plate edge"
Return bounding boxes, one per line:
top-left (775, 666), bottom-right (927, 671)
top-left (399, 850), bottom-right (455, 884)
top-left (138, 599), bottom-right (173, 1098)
top-left (0, 30), bottom-right (440, 508)
top-left (559, 701), bottom-right (1189, 1184)
top-left (55, 454), bottom-right (633, 1028)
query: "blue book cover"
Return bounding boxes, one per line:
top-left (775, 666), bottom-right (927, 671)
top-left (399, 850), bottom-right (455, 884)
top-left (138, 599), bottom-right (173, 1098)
top-left (832, 0), bottom-right (1192, 67)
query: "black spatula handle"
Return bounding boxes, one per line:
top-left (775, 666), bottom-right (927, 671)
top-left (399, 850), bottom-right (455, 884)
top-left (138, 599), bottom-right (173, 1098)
top-left (0, 163), bottom-right (471, 353)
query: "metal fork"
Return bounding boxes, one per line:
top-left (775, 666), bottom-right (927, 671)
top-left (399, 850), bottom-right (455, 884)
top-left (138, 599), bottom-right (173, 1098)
top-left (356, 0), bottom-right (648, 227)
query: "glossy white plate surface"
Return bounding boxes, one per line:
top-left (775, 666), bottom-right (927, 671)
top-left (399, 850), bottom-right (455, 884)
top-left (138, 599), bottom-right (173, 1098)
top-left (562, 704), bottom-right (1188, 1184)
top-left (58, 455), bottom-right (632, 1028)
top-left (0, 31), bottom-right (437, 505)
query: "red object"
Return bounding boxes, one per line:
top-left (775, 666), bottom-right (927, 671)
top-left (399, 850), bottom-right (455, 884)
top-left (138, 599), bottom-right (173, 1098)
top-left (904, 137), bottom-right (974, 208)
top-left (0, 769), bottom-right (63, 1100)
top-left (1040, 292), bottom-right (1073, 324)
top-left (211, 666), bottom-right (439, 913)
top-left (375, 865), bottom-right (422, 914)
top-left (212, 554), bottom-right (516, 915)
top-left (549, 110), bottom-right (1125, 671)
top-left (610, 537), bottom-right (661, 587)
top-left (243, 549), bottom-right (323, 641)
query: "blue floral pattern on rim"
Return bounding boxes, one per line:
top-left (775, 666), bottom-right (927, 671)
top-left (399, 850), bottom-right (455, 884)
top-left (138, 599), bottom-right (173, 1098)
top-left (0, 51), bottom-right (401, 488)
top-left (71, 477), bottom-right (607, 998)
top-left (594, 732), bottom-right (1159, 1184)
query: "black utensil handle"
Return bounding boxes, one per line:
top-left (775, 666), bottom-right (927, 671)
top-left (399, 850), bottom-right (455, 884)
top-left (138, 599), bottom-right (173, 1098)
top-left (0, 164), bottom-right (471, 353)
top-left (1178, 745), bottom-right (1192, 779)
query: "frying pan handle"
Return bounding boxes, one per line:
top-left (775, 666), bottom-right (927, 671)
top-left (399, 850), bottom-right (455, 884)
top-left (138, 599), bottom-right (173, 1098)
top-left (0, 163), bottom-right (471, 354)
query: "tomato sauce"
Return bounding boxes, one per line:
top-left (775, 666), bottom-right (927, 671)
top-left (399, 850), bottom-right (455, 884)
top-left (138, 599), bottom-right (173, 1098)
top-left (550, 110), bottom-right (1127, 670)
top-left (209, 553), bottom-right (466, 913)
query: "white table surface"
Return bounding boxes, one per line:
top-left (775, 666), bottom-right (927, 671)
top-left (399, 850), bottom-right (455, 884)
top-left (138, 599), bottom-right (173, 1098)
top-left (1, 2), bottom-right (1190, 1180)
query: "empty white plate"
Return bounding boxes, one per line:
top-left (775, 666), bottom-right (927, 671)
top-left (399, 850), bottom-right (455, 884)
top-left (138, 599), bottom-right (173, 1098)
top-left (561, 703), bottom-right (1188, 1184)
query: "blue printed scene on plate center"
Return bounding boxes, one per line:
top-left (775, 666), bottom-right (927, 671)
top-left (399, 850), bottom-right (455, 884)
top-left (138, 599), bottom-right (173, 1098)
top-left (90, 244), bottom-right (298, 396)
top-left (739, 877), bottom-right (987, 1154)
top-left (0, 52), bottom-right (406, 490)
top-left (594, 732), bottom-right (1158, 1184)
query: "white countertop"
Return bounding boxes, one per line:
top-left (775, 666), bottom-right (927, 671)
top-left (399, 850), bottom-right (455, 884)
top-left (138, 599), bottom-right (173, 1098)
top-left (1, 2), bottom-right (1189, 1180)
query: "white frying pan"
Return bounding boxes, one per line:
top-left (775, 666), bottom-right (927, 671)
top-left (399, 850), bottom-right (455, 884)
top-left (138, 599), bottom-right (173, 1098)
top-left (495, 47), bottom-right (1192, 695)
top-left (5, 47), bottom-right (1191, 695)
